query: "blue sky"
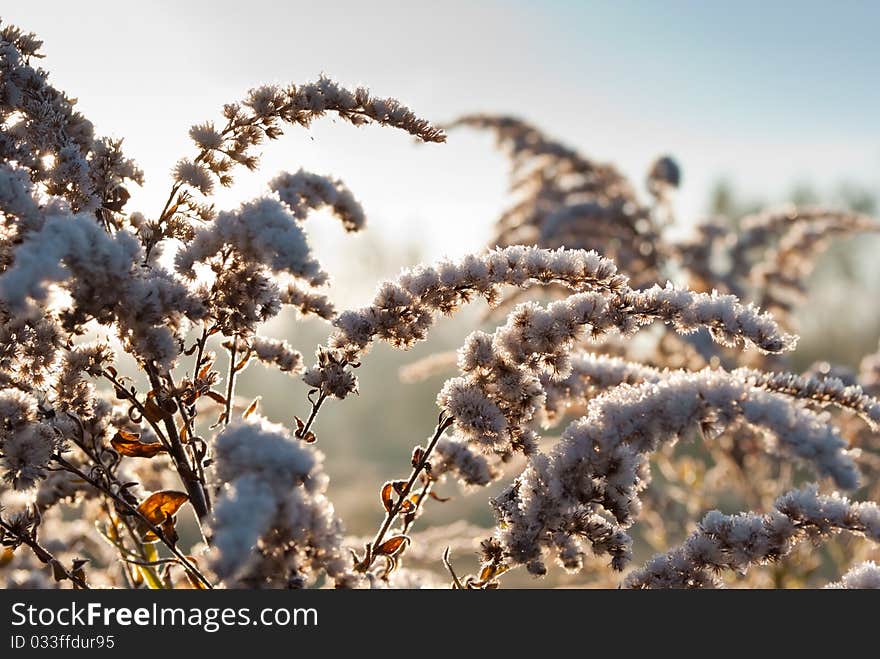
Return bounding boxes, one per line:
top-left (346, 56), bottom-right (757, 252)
top-left (535, 1), bottom-right (880, 139)
top-left (4, 1), bottom-right (878, 301)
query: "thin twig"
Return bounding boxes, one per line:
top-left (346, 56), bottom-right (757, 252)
top-left (123, 557), bottom-right (189, 568)
top-left (223, 339), bottom-right (237, 426)
top-left (297, 391), bottom-right (327, 439)
top-left (361, 413), bottom-right (453, 571)
top-left (442, 547), bottom-right (465, 590)
top-left (402, 477), bottom-right (433, 535)
top-left (0, 518), bottom-right (90, 589)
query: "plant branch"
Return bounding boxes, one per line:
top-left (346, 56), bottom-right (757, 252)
top-left (0, 517), bottom-right (90, 589)
top-left (402, 477), bottom-right (434, 536)
top-left (223, 339), bottom-right (237, 426)
top-left (143, 364), bottom-right (211, 522)
top-left (360, 413), bottom-right (454, 571)
top-left (296, 391), bottom-right (327, 439)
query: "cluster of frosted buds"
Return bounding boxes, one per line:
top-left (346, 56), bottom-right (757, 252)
top-left (732, 367), bottom-right (880, 430)
top-left (0, 312), bottom-right (63, 392)
top-left (624, 486), bottom-right (880, 588)
top-left (173, 161), bottom-right (381, 337)
top-left (312, 246), bottom-right (628, 397)
top-left (53, 342), bottom-right (113, 418)
top-left (158, 76), bottom-right (444, 245)
top-left (0, 22), bottom-right (142, 222)
top-left (437, 280), bottom-right (796, 463)
top-left (302, 346), bottom-right (359, 400)
top-left (176, 197), bottom-right (328, 287)
top-left (208, 416), bottom-right (354, 588)
top-left (431, 435), bottom-right (500, 487)
top-left (825, 562), bottom-right (880, 589)
top-left (0, 390), bottom-right (63, 490)
top-left (492, 369), bottom-right (861, 576)
top-left (0, 163), bottom-right (66, 264)
top-left (270, 169), bottom-right (365, 232)
top-left (0, 166), bottom-right (104, 396)
top-left (0, 211), bottom-right (206, 370)
top-left (278, 281), bottom-right (336, 320)
top-left (539, 353), bottom-right (665, 425)
top-left (447, 115), bottom-right (672, 286)
top-left (175, 192), bottom-right (340, 336)
top-left (250, 336), bottom-right (304, 374)
top-left (539, 355), bottom-right (880, 434)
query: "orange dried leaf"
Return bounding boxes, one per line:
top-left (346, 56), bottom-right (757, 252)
top-left (137, 491), bottom-right (188, 526)
top-left (380, 482), bottom-right (395, 512)
top-left (111, 432), bottom-right (166, 458)
top-left (234, 351), bottom-right (252, 372)
top-left (479, 563), bottom-right (509, 583)
top-left (243, 396), bottom-right (261, 419)
top-left (375, 535), bottom-right (410, 556)
top-left (137, 491), bottom-right (188, 543)
top-left (205, 391), bottom-right (227, 406)
top-left (197, 360), bottom-right (214, 380)
top-left (429, 492), bottom-right (452, 503)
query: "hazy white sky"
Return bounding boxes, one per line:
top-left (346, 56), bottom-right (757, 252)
top-left (4, 1), bottom-right (879, 300)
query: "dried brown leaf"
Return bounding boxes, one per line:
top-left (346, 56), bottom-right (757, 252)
top-left (380, 482), bottom-right (395, 512)
top-left (375, 535), bottom-right (410, 556)
top-left (205, 391), bottom-right (227, 406)
top-left (411, 446), bottom-right (425, 468)
top-left (243, 396), bottom-right (261, 419)
top-left (137, 491), bottom-right (188, 542)
top-left (197, 359), bottom-right (214, 380)
top-left (111, 432), bottom-right (166, 458)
